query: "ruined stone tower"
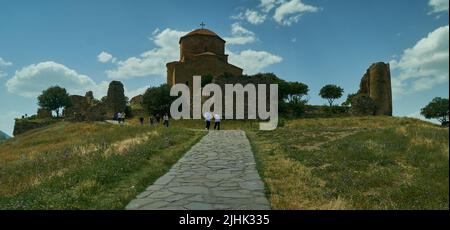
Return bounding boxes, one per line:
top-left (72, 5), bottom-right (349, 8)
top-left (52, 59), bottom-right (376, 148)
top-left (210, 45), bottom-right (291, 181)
top-left (166, 28), bottom-right (243, 89)
top-left (357, 62), bottom-right (393, 116)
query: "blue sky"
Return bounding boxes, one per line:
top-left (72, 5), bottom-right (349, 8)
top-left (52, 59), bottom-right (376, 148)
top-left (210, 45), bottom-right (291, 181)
top-left (0, 0), bottom-right (448, 135)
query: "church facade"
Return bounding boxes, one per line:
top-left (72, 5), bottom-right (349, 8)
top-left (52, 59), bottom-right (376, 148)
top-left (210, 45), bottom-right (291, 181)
top-left (166, 28), bottom-right (243, 89)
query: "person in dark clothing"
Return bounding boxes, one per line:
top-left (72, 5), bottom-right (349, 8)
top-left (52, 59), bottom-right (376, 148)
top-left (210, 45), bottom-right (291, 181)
top-left (149, 116), bottom-right (155, 126)
top-left (139, 117), bottom-right (144, 125)
top-left (156, 114), bottom-right (161, 123)
top-left (204, 111), bottom-right (212, 130)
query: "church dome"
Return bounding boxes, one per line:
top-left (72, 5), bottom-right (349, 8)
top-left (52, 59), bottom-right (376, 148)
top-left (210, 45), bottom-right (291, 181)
top-left (180, 29), bottom-right (225, 42)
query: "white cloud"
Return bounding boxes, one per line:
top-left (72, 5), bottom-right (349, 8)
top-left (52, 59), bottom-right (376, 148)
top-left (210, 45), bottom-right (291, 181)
top-left (6, 61), bottom-right (109, 98)
top-left (390, 25), bottom-right (449, 96)
top-left (0, 57), bottom-right (12, 67)
top-left (232, 9), bottom-right (267, 25)
top-left (0, 57), bottom-right (12, 78)
top-left (228, 49), bottom-right (282, 75)
top-left (273, 0), bottom-right (319, 26)
top-left (259, 0), bottom-right (280, 13)
top-left (429, 0), bottom-right (449, 13)
top-left (105, 26), bottom-right (281, 78)
top-left (126, 85), bottom-right (150, 98)
top-left (224, 23), bottom-right (257, 45)
top-left (105, 28), bottom-right (187, 79)
top-left (97, 51), bottom-right (116, 63)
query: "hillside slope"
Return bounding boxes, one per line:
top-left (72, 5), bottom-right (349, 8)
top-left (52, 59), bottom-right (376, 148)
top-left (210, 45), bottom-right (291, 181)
top-left (0, 121), bottom-right (204, 209)
top-left (248, 116), bottom-right (449, 210)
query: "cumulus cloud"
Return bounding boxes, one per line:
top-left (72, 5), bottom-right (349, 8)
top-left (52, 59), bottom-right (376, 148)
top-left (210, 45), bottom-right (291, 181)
top-left (0, 57), bottom-right (12, 67)
top-left (126, 85), bottom-right (151, 98)
top-left (228, 49), bottom-right (282, 75)
top-left (104, 25), bottom-right (281, 79)
top-left (105, 28), bottom-right (187, 79)
top-left (224, 23), bottom-right (257, 45)
top-left (390, 25), bottom-right (449, 96)
top-left (273, 0), bottom-right (319, 26)
top-left (429, 0), bottom-right (449, 13)
top-left (232, 9), bottom-right (267, 25)
top-left (259, 0), bottom-right (280, 13)
top-left (97, 51), bottom-right (116, 63)
top-left (6, 61), bottom-right (109, 98)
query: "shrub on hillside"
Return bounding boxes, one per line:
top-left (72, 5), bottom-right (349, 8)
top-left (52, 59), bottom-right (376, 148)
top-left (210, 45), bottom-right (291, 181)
top-left (142, 84), bottom-right (175, 116)
top-left (37, 86), bottom-right (72, 117)
top-left (350, 94), bottom-right (377, 116)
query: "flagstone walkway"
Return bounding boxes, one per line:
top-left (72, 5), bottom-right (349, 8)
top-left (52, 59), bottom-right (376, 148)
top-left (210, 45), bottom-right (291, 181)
top-left (126, 130), bottom-right (270, 210)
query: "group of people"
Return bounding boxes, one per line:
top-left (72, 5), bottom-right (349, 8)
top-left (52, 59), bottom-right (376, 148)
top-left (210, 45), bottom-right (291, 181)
top-left (118, 111), bottom-right (221, 130)
top-left (114, 112), bottom-right (126, 124)
top-left (203, 111), bottom-right (221, 130)
top-left (139, 113), bottom-right (170, 127)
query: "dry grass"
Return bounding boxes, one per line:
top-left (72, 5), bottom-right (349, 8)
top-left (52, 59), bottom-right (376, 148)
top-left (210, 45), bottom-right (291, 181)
top-left (248, 116), bottom-right (449, 210)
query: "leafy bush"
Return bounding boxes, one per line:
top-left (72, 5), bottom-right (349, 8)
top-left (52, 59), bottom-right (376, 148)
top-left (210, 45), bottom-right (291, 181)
top-left (350, 94), bottom-right (377, 116)
top-left (421, 97), bottom-right (449, 126)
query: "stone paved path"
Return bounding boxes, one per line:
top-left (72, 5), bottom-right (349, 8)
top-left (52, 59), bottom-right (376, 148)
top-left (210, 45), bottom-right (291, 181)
top-left (126, 130), bottom-right (270, 210)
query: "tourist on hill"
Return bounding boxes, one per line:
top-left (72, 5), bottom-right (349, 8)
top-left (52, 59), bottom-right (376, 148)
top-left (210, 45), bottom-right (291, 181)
top-left (163, 114), bottom-right (169, 127)
top-left (119, 112), bottom-right (125, 125)
top-left (213, 112), bottom-right (221, 130)
top-left (139, 117), bottom-right (144, 125)
top-left (204, 111), bottom-right (212, 130)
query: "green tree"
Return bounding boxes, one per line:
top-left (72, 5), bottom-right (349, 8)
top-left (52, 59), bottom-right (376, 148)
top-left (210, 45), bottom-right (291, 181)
top-left (201, 74), bottom-right (214, 87)
top-left (319, 84), bottom-right (344, 107)
top-left (421, 97), bottom-right (449, 126)
top-left (342, 93), bottom-right (357, 107)
top-left (37, 86), bottom-right (71, 117)
top-left (287, 82), bottom-right (309, 102)
top-left (142, 84), bottom-right (175, 116)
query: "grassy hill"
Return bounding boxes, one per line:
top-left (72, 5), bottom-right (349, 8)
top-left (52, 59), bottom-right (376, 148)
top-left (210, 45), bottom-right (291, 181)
top-left (0, 121), bottom-right (204, 209)
top-left (0, 116), bottom-right (448, 210)
top-left (247, 116), bottom-right (449, 210)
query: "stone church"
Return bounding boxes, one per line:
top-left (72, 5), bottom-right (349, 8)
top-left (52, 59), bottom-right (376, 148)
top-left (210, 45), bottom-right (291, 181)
top-left (166, 28), bottom-right (243, 88)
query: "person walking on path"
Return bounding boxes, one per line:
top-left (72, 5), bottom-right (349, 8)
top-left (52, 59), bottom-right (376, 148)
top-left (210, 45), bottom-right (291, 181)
top-left (204, 111), bottom-right (212, 130)
top-left (163, 114), bottom-right (169, 128)
top-left (213, 112), bottom-right (221, 130)
top-left (139, 117), bottom-right (144, 125)
top-left (120, 112), bottom-right (126, 125)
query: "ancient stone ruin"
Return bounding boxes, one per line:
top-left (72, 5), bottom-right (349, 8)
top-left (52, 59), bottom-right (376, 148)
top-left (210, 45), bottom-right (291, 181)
top-left (105, 81), bottom-right (127, 118)
top-left (357, 62), bottom-right (393, 116)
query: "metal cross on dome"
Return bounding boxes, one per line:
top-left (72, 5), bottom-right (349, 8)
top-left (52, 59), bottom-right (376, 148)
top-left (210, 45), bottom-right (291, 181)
top-left (200, 22), bottom-right (206, 29)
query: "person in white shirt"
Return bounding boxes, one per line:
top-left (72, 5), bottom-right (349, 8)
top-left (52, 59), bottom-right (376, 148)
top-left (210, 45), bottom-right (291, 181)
top-left (163, 114), bottom-right (169, 127)
top-left (204, 111), bottom-right (212, 130)
top-left (213, 112), bottom-right (221, 130)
